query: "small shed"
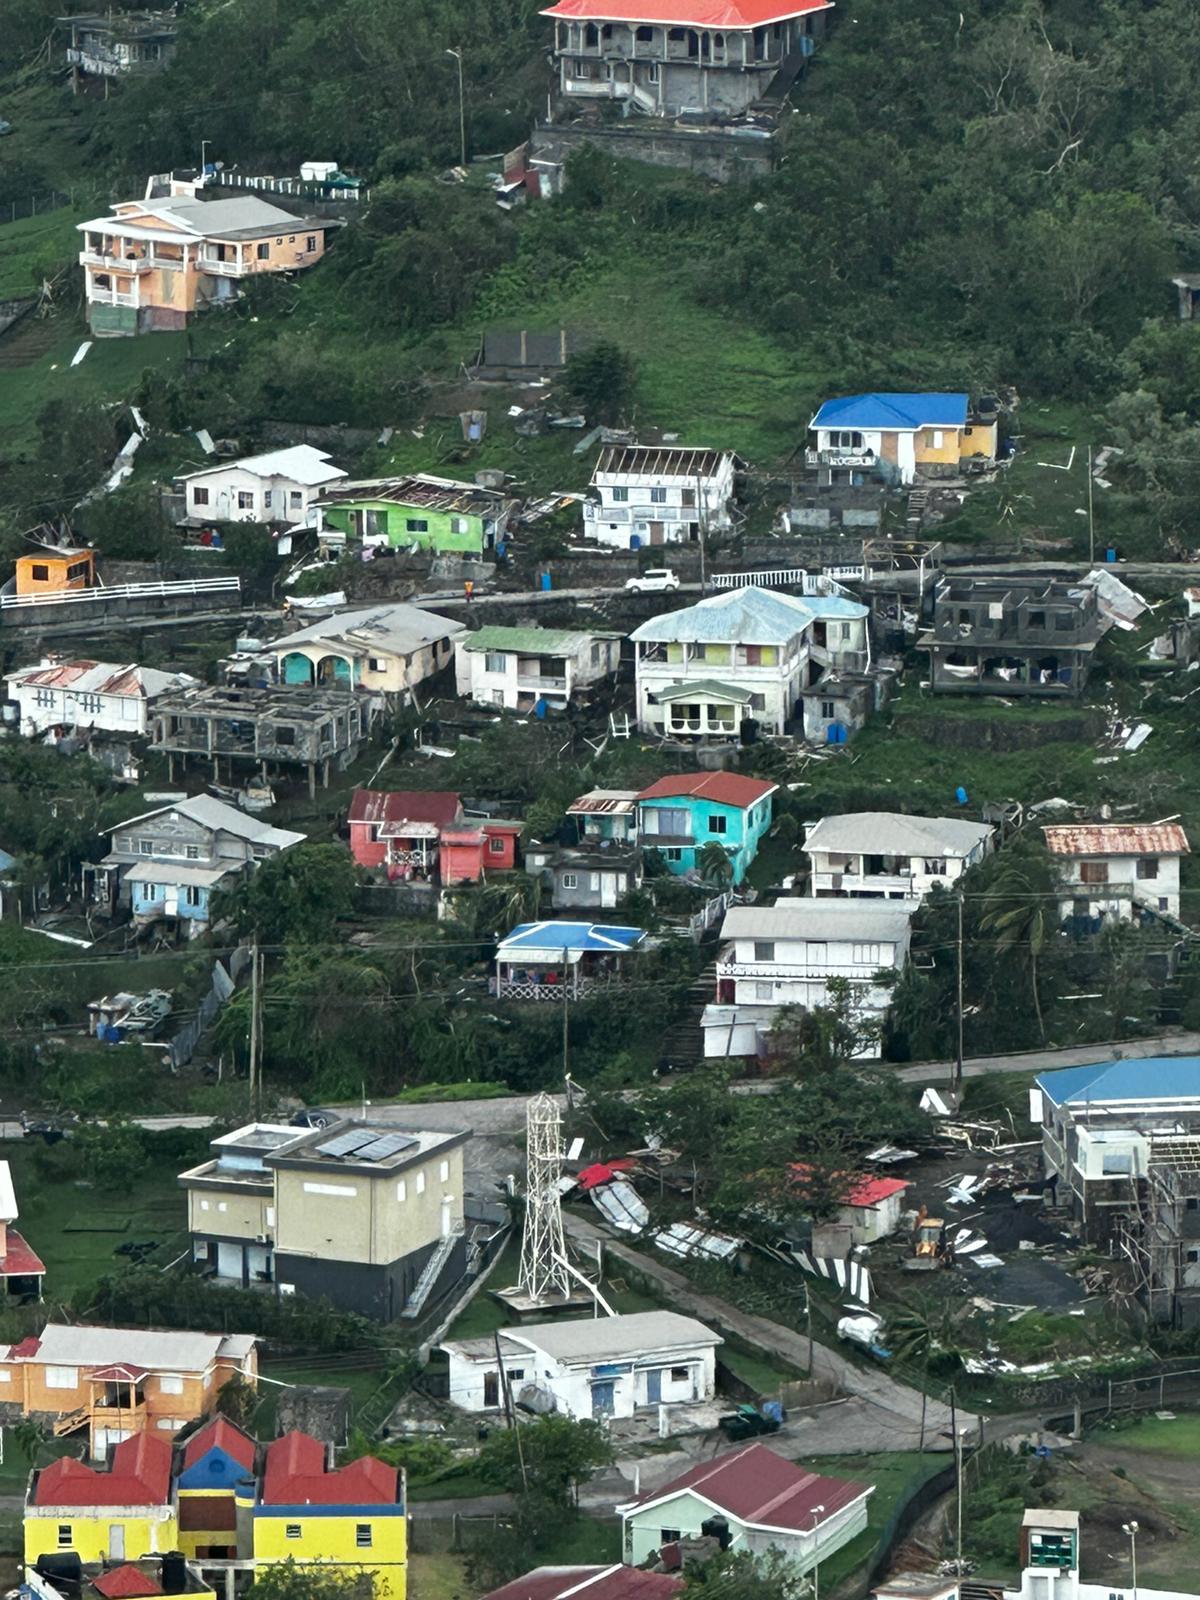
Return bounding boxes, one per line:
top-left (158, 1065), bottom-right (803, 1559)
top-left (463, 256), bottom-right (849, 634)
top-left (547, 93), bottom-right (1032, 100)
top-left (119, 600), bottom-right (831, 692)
top-left (275, 1384), bottom-right (353, 1447)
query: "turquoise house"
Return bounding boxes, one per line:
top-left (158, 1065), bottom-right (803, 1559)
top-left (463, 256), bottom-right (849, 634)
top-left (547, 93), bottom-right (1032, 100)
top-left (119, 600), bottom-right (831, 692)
top-left (636, 772), bottom-right (778, 885)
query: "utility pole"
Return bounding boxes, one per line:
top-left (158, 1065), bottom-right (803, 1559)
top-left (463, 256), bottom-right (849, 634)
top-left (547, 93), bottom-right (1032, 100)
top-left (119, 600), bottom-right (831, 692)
top-left (695, 470), bottom-right (707, 594)
top-left (562, 945), bottom-right (569, 1082)
top-left (954, 888), bottom-right (964, 1096)
top-left (805, 1281), bottom-right (813, 1374)
top-left (446, 50), bottom-right (466, 168)
top-left (493, 1331), bottom-right (528, 1490)
top-left (951, 1390), bottom-right (964, 1572)
top-left (248, 937), bottom-right (261, 1118)
top-left (1086, 441), bottom-right (1096, 565)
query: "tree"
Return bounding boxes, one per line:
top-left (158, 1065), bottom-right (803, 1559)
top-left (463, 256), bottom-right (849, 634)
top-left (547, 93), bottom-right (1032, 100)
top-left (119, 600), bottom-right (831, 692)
top-left (683, 1548), bottom-right (810, 1599)
top-left (215, 843), bottom-right (359, 945)
top-left (697, 840), bottom-right (735, 889)
top-left (215, 1373), bottom-right (258, 1429)
top-left (564, 341), bottom-right (637, 425)
top-left (477, 1414), bottom-right (614, 1510)
top-left (248, 1561), bottom-right (374, 1599)
top-left (888, 1298), bottom-right (969, 1452)
top-left (979, 844), bottom-right (1059, 1042)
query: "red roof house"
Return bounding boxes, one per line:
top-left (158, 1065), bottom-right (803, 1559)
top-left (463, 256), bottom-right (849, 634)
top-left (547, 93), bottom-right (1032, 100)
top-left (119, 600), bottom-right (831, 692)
top-left (36, 1432), bottom-right (173, 1507)
top-left (636, 772), bottom-right (777, 809)
top-left (91, 1565), bottom-right (165, 1599)
top-left (791, 1165), bottom-right (910, 1244)
top-left (262, 1430), bottom-right (399, 1506)
top-left (483, 1567), bottom-right (683, 1600)
top-left (347, 788), bottom-right (463, 877)
top-left (441, 820), bottom-right (523, 885)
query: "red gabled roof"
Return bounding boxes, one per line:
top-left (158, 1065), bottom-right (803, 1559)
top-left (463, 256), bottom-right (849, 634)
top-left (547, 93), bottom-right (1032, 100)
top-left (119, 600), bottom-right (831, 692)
top-left (347, 788), bottom-right (462, 828)
top-left (182, 1414), bottom-right (257, 1472)
top-left (637, 772), bottom-right (777, 809)
top-left (790, 1165), bottom-right (909, 1209)
top-left (542, 0), bottom-right (831, 28)
top-left (623, 1442), bottom-right (867, 1532)
top-left (92, 1565), bottom-right (163, 1599)
top-left (36, 1432), bottom-right (172, 1507)
top-left (0, 1229), bottom-right (46, 1279)
top-left (90, 1363), bottom-right (148, 1383)
top-left (7, 1335), bottom-right (41, 1359)
top-left (263, 1431), bottom-right (398, 1506)
top-left (484, 1568), bottom-right (684, 1600)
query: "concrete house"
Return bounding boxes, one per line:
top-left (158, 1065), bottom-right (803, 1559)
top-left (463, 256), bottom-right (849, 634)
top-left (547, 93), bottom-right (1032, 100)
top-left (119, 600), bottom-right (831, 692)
top-left (317, 474), bottom-right (517, 557)
top-left (583, 445), bottom-right (737, 550)
top-left (61, 9), bottom-right (178, 86)
top-left (807, 394), bottom-right (997, 487)
top-left (803, 813), bottom-right (996, 901)
top-left (179, 1119), bottom-right (469, 1322)
top-left (89, 794), bottom-right (303, 935)
top-left (25, 1432), bottom-right (177, 1568)
top-left (1043, 822), bottom-right (1189, 925)
top-left (177, 446), bottom-right (347, 528)
top-left (441, 1311), bottom-right (721, 1419)
top-left (618, 1443), bottom-right (871, 1572)
top-left (78, 190), bottom-right (330, 337)
top-left (174, 1414), bottom-right (257, 1561)
top-left (919, 576), bottom-right (1111, 697)
top-left (631, 585), bottom-right (870, 740)
top-left (5, 658), bottom-right (195, 739)
top-left (524, 841), bottom-right (643, 912)
top-left (272, 602), bottom-right (466, 695)
top-left (790, 1167), bottom-right (911, 1245)
top-left (703, 898), bottom-right (916, 1059)
top-left (455, 625), bottom-right (622, 712)
top-left (637, 772), bottom-right (777, 885)
top-left (542, 0), bottom-right (832, 120)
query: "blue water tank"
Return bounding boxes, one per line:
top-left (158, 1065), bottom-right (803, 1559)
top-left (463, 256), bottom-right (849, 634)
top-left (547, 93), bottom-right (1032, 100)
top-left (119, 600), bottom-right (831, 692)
top-left (955, 785), bottom-right (969, 806)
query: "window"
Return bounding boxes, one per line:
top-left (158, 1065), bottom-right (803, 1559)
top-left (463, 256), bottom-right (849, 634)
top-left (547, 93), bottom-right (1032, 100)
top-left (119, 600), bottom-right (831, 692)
top-left (930, 430), bottom-right (944, 448)
top-left (290, 490), bottom-right (303, 508)
top-left (661, 1529), bottom-right (682, 1545)
top-left (263, 491), bottom-right (274, 509)
top-left (840, 623), bottom-right (852, 641)
top-left (200, 1200), bottom-right (209, 1211)
top-left (67, 560), bottom-right (91, 580)
top-left (828, 430), bottom-right (863, 449)
top-left (489, 836), bottom-right (505, 854)
top-left (77, 693), bottom-right (102, 714)
top-left (184, 885), bottom-right (203, 908)
top-left (406, 518), bottom-right (429, 533)
top-left (46, 1367), bottom-right (78, 1389)
top-left (286, 1525), bottom-right (302, 1540)
top-left (612, 487), bottom-right (629, 502)
top-left (852, 943), bottom-right (882, 965)
top-left (356, 1525), bottom-right (373, 1549)
top-left (35, 689), bottom-right (56, 708)
top-left (217, 1202), bottom-right (227, 1213)
top-left (1028, 610), bottom-right (1046, 629)
top-left (636, 23), bottom-right (653, 39)
top-left (288, 235), bottom-right (295, 244)
top-left (0, 1370), bottom-right (10, 1383)
top-left (1054, 613), bottom-right (1074, 632)
top-left (57, 1526), bottom-right (72, 1548)
top-left (1102, 1152), bottom-right (1132, 1175)
top-left (1080, 861), bottom-right (1108, 884)
top-left (306, 235), bottom-right (317, 251)
top-left (141, 883), bottom-right (160, 900)
top-left (670, 1366), bottom-right (689, 1381)
top-left (750, 693), bottom-right (766, 712)
top-left (754, 982), bottom-right (774, 1001)
top-left (662, 847), bottom-right (682, 862)
top-left (1189, 1249), bottom-right (1200, 1264)
top-left (368, 657), bottom-right (386, 673)
top-left (753, 940), bottom-right (775, 962)
top-left (31, 563), bottom-right (49, 581)
top-left (450, 516), bottom-right (469, 535)
top-left (397, 1181), bottom-right (407, 1202)
top-left (649, 807), bottom-right (689, 837)
top-left (821, 700), bottom-right (835, 719)
top-left (416, 1171), bottom-right (426, 1195)
top-left (1137, 859), bottom-right (1159, 880)
top-left (186, 845), bottom-right (200, 860)
top-left (650, 487), bottom-right (667, 503)
top-left (562, 872), bottom-right (579, 889)
top-left (275, 725), bottom-right (296, 746)
top-left (192, 486), bottom-right (210, 506)
top-left (708, 815), bottom-right (727, 835)
top-left (923, 857), bottom-right (947, 876)
top-left (256, 242), bottom-right (270, 260)
top-left (484, 651), bottom-right (507, 673)
top-left (1188, 1198), bottom-right (1199, 1212)
top-left (439, 1160), bottom-right (450, 1182)
top-left (159, 1374), bottom-right (184, 1395)
top-left (509, 1368), bottom-right (525, 1381)
top-left (237, 491), bottom-right (254, 510)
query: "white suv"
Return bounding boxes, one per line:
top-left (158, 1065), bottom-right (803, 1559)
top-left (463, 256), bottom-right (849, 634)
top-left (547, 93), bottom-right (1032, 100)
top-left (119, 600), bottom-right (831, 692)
top-left (626, 569), bottom-right (680, 594)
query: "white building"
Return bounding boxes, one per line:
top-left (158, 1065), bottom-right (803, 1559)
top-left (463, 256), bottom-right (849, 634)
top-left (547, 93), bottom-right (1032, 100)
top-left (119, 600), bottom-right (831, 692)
top-left (618, 1442), bottom-right (872, 1572)
top-left (1043, 822), bottom-right (1189, 923)
top-left (454, 625), bottom-right (622, 711)
top-left (441, 1311), bottom-right (721, 1420)
top-left (631, 586), bottom-right (870, 739)
top-left (583, 445), bottom-right (737, 550)
top-left (703, 898), bottom-right (916, 1059)
top-left (4, 658), bottom-right (195, 738)
top-left (177, 445), bottom-right (347, 527)
top-left (804, 812), bottom-right (996, 900)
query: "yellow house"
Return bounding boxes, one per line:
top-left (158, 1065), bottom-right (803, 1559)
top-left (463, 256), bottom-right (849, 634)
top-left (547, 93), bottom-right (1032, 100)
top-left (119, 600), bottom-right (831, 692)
top-left (77, 183), bottom-right (331, 337)
top-left (254, 1431), bottom-right (405, 1599)
top-left (24, 1555), bottom-right (215, 1600)
top-left (272, 601), bottom-right (467, 697)
top-left (25, 1432), bottom-right (176, 1565)
top-left (808, 392), bottom-right (999, 485)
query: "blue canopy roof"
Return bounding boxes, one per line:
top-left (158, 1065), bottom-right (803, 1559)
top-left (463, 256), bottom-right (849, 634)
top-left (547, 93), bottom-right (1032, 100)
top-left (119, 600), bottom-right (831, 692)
top-left (498, 921), bottom-right (646, 957)
top-left (1037, 1057), bottom-right (1200, 1108)
top-left (810, 392), bottom-right (969, 432)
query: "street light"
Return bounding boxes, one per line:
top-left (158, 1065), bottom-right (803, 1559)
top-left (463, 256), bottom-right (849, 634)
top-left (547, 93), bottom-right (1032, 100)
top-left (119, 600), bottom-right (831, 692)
top-left (445, 48), bottom-right (466, 169)
top-left (1122, 1521), bottom-right (1139, 1600)
top-left (809, 1504), bottom-right (826, 1600)
top-left (200, 139), bottom-right (211, 179)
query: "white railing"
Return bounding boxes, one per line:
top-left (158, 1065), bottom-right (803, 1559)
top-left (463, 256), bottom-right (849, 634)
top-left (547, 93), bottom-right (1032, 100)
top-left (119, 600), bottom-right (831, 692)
top-left (806, 447), bottom-right (877, 469)
top-left (197, 256), bottom-right (243, 277)
top-left (497, 977), bottom-right (605, 1001)
top-left (517, 674), bottom-right (568, 692)
top-left (711, 568), bottom-right (864, 592)
top-left (88, 287), bottom-right (138, 307)
top-left (717, 959), bottom-right (880, 981)
top-left (81, 251), bottom-right (153, 273)
top-left (1, 577), bottom-right (240, 611)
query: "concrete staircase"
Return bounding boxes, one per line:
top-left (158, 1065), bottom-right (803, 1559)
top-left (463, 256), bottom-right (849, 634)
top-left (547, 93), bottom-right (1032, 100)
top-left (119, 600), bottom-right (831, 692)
top-left (658, 959), bottom-right (716, 1072)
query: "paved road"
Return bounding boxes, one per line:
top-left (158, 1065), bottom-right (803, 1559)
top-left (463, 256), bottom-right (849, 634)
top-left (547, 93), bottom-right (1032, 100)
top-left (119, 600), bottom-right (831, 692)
top-left (895, 1031), bottom-right (1200, 1085)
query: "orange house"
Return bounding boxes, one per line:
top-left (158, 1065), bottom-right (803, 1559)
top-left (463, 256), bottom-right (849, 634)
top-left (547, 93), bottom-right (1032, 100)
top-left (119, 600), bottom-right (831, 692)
top-left (441, 821), bottom-right (523, 885)
top-left (0, 1324), bottom-right (257, 1457)
top-left (15, 548), bottom-right (95, 598)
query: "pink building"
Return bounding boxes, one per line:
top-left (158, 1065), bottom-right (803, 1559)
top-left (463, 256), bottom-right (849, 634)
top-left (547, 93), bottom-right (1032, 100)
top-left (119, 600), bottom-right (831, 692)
top-left (347, 789), bottom-right (463, 879)
top-left (441, 822), bottom-right (523, 885)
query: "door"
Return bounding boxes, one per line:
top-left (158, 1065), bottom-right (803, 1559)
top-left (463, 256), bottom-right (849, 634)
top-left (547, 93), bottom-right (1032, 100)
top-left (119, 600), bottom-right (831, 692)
top-left (649, 522), bottom-right (665, 545)
top-left (646, 1368), bottom-right (662, 1404)
top-left (601, 873), bottom-right (617, 909)
top-left (591, 1380), bottom-right (615, 1417)
top-left (484, 1371), bottom-right (499, 1408)
top-left (440, 1197), bottom-right (453, 1238)
top-left (109, 1526), bottom-right (125, 1561)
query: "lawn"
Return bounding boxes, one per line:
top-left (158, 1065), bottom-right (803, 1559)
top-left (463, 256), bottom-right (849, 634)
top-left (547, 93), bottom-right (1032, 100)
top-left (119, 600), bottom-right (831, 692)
top-left (0, 207), bottom-right (82, 298)
top-left (1105, 1414), bottom-right (1200, 1457)
top-left (798, 1450), bottom-right (948, 1592)
top-left (409, 1552), bottom-right (469, 1600)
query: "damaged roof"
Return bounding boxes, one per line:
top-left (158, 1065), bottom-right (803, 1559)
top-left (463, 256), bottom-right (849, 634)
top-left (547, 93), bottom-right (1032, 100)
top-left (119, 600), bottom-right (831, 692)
top-left (630, 585), bottom-right (865, 646)
top-left (593, 444), bottom-right (731, 478)
top-left (270, 602), bottom-right (466, 658)
top-left (5, 659), bottom-right (195, 698)
top-left (320, 473), bottom-right (511, 515)
top-left (1043, 823), bottom-right (1189, 857)
top-left (348, 789), bottom-right (462, 829)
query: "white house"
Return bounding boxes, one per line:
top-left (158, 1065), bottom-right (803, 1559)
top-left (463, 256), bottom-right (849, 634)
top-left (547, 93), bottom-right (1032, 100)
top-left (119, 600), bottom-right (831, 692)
top-left (583, 445), bottom-right (737, 550)
top-left (792, 1168), bottom-right (911, 1245)
top-left (631, 586), bottom-right (870, 739)
top-left (1043, 822), bottom-right (1189, 923)
top-left (618, 1442), bottom-right (872, 1572)
top-left (703, 898), bottom-right (917, 1059)
top-left (803, 812), bottom-right (996, 900)
top-left (273, 602), bottom-right (467, 696)
top-left (807, 393), bottom-right (997, 486)
top-left (440, 1311), bottom-right (721, 1420)
top-left (454, 625), bottom-right (622, 711)
top-left (4, 658), bottom-right (195, 738)
top-left (178, 445), bottom-right (347, 528)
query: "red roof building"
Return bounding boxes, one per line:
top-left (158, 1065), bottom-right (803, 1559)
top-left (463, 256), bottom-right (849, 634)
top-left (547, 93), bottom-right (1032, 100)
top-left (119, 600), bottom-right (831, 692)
top-left (262, 1430), bottom-right (399, 1506)
top-left (1043, 821), bottom-right (1190, 923)
top-left (91, 1565), bottom-right (164, 1599)
top-left (180, 1414), bottom-right (257, 1474)
top-left (637, 772), bottom-right (777, 809)
top-left (484, 1567), bottom-right (683, 1600)
top-left (347, 788), bottom-right (463, 877)
top-left (36, 1432), bottom-right (173, 1507)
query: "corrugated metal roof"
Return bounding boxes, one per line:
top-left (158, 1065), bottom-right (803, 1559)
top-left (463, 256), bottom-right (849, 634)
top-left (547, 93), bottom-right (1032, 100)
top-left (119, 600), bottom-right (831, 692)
top-left (804, 812), bottom-right (995, 858)
top-left (630, 585), bottom-right (864, 646)
top-left (619, 1441), bottom-right (869, 1532)
top-left (1038, 1058), bottom-right (1200, 1108)
top-left (544, 0), bottom-right (830, 30)
top-left (25, 1322), bottom-right (250, 1374)
top-left (637, 772), bottom-right (776, 808)
top-left (320, 473), bottom-right (508, 515)
top-left (498, 921), bottom-right (646, 956)
top-left (594, 444), bottom-right (730, 478)
top-left (1043, 823), bottom-right (1189, 857)
top-left (721, 898), bottom-right (917, 943)
top-left (654, 679), bottom-right (753, 704)
top-left (347, 789), bottom-right (462, 828)
top-left (112, 795), bottom-right (304, 852)
top-left (6, 660), bottom-right (194, 698)
top-left (483, 1567), bottom-right (683, 1600)
top-left (566, 789), bottom-right (640, 816)
top-left (810, 393), bottom-right (969, 431)
top-left (476, 1310), bottom-right (720, 1365)
top-left (181, 445), bottom-right (346, 488)
top-left (271, 601), bottom-right (465, 658)
top-left (460, 625), bottom-right (619, 655)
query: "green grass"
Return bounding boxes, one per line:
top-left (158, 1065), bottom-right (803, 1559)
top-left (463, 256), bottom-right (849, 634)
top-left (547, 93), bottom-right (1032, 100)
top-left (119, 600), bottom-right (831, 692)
top-left (718, 1338), bottom-right (801, 1398)
top-left (0, 207), bottom-right (81, 298)
top-left (540, 1514), bottom-right (622, 1566)
top-left (252, 1360), bottom-right (390, 1438)
top-left (1105, 1414), bottom-right (1200, 1457)
top-left (796, 1450), bottom-right (947, 1592)
top-left (408, 1552), bottom-right (469, 1600)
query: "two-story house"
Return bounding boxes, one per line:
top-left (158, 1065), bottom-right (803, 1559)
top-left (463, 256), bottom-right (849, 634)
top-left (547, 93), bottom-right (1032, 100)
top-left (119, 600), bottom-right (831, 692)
top-left (316, 474), bottom-right (518, 558)
top-left (803, 813), bottom-right (996, 901)
top-left (919, 576), bottom-right (1112, 696)
top-left (542, 0), bottom-right (832, 121)
top-left (174, 1414), bottom-right (258, 1562)
top-left (77, 188), bottom-right (331, 337)
top-left (89, 794), bottom-right (303, 935)
top-left (177, 446), bottom-right (347, 529)
top-left (583, 445), bottom-right (737, 550)
top-left (61, 9), bottom-right (177, 87)
top-left (348, 789), bottom-right (464, 878)
top-left (807, 393), bottom-right (998, 487)
top-left (178, 1119), bottom-right (469, 1322)
top-left (703, 898), bottom-right (916, 1058)
top-left (272, 602), bottom-right (466, 695)
top-left (636, 772), bottom-right (777, 885)
top-left (5, 658), bottom-right (195, 738)
top-left (455, 625), bottom-right (622, 712)
top-left (25, 1432), bottom-right (176, 1568)
top-left (631, 585), bottom-right (869, 739)
top-left (1043, 822), bottom-right (1189, 926)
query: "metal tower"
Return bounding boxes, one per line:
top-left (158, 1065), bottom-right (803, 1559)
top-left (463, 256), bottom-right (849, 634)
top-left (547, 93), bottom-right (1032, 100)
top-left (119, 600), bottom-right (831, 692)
top-left (517, 1092), bottom-right (573, 1303)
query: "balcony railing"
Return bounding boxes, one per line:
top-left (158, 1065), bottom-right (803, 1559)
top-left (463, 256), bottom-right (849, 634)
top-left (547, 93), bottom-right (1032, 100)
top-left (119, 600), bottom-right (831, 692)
top-left (517, 674), bottom-right (568, 692)
top-left (197, 256), bottom-right (244, 277)
top-left (87, 287), bottom-right (138, 307)
top-left (82, 251), bottom-right (153, 273)
top-left (497, 977), bottom-right (606, 1001)
top-left (718, 959), bottom-right (879, 981)
top-left (812, 871), bottom-right (917, 896)
top-left (806, 447), bottom-right (877, 469)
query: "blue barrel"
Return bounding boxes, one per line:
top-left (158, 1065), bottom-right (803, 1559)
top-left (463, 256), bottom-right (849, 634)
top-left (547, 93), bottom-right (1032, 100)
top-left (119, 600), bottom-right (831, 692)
top-left (541, 571), bottom-right (552, 591)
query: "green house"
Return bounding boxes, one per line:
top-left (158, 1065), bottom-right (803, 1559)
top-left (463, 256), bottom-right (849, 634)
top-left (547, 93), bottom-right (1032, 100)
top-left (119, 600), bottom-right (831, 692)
top-left (318, 474), bottom-right (517, 557)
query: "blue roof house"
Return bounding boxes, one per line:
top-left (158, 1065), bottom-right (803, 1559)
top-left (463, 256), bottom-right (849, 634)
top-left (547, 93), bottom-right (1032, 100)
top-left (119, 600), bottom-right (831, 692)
top-left (494, 921), bottom-right (647, 1000)
top-left (808, 392), bottom-right (996, 486)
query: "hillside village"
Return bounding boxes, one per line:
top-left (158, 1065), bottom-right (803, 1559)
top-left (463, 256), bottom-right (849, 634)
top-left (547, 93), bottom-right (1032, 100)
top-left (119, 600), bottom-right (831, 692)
top-left (5, 4), bottom-right (1200, 1600)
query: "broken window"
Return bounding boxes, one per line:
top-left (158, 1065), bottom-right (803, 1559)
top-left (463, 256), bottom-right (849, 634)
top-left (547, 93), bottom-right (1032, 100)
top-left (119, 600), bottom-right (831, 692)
top-left (275, 726), bottom-right (297, 746)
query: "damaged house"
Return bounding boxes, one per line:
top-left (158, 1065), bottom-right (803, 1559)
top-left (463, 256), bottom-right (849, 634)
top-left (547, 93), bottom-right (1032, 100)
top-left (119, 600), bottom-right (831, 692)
top-left (807, 393), bottom-right (997, 487)
top-left (1043, 822), bottom-right (1189, 926)
top-left (455, 625), bottom-right (622, 712)
top-left (271, 601), bottom-right (466, 697)
top-left (583, 445), bottom-right (738, 550)
top-left (316, 474), bottom-right (518, 558)
top-left (919, 576), bottom-right (1111, 697)
top-left (803, 812), bottom-right (996, 901)
top-left (4, 658), bottom-right (195, 739)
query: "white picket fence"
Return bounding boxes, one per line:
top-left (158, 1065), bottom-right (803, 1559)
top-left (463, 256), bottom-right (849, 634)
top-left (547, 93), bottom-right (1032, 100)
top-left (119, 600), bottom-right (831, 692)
top-left (711, 567), bottom-right (864, 592)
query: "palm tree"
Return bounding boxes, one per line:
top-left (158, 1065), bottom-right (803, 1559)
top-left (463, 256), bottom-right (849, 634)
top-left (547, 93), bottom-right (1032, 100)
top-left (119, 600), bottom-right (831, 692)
top-left (888, 1299), bottom-right (966, 1452)
top-left (697, 840), bottom-right (735, 890)
top-left (979, 860), bottom-right (1054, 1041)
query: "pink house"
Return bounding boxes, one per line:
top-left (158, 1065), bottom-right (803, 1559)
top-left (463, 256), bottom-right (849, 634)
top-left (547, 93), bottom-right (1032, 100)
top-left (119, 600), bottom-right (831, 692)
top-left (347, 788), bottom-right (463, 880)
top-left (442, 822), bottom-right (523, 885)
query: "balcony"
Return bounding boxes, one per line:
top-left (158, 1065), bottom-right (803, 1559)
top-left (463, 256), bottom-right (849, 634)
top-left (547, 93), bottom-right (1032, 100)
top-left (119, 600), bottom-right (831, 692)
top-left (517, 674), bottom-right (568, 693)
top-left (82, 251), bottom-right (153, 273)
top-left (806, 447), bottom-right (877, 470)
top-left (717, 958), bottom-right (878, 982)
top-left (812, 871), bottom-right (917, 897)
top-left (197, 256), bottom-right (244, 277)
top-left (88, 286), bottom-right (138, 307)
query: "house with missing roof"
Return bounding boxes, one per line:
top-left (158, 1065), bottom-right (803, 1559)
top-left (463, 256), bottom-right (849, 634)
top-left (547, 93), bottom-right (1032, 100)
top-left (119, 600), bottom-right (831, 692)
top-left (455, 625), bottom-right (622, 712)
top-left (631, 586), bottom-right (870, 741)
top-left (5, 658), bottom-right (196, 739)
top-left (583, 445), bottom-right (738, 550)
top-left (271, 602), bottom-right (466, 696)
top-left (637, 773), bottom-right (777, 885)
top-left (346, 789), bottom-right (520, 883)
top-left (542, 0), bottom-right (832, 121)
top-left (87, 793), bottom-right (304, 935)
top-left (494, 922), bottom-right (647, 1000)
top-left (1042, 822), bottom-right (1189, 926)
top-left (703, 898), bottom-right (917, 1059)
top-left (441, 1311), bottom-right (721, 1420)
top-left (77, 187), bottom-right (331, 337)
top-left (567, 789), bottom-right (640, 845)
top-left (60, 9), bottom-right (177, 86)
top-left (178, 1118), bottom-right (468, 1321)
top-left (807, 394), bottom-right (997, 487)
top-left (0, 1324), bottom-right (257, 1458)
top-left (1033, 1058), bottom-right (1200, 1326)
top-left (316, 474), bottom-right (518, 558)
top-left (803, 813), bottom-right (996, 901)
top-left (482, 1567), bottom-right (681, 1600)
top-left (618, 1442), bottom-right (871, 1573)
top-left (176, 446), bottom-right (347, 529)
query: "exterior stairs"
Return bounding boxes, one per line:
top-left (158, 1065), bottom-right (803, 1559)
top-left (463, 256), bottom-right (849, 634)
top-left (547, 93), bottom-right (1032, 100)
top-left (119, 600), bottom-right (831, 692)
top-left (399, 1226), bottom-right (463, 1320)
top-left (52, 1406), bottom-right (90, 1437)
top-left (658, 959), bottom-right (716, 1072)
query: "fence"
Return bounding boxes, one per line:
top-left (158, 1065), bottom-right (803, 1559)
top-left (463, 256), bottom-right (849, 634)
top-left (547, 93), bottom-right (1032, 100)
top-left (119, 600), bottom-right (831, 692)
top-left (3, 191), bottom-right (75, 226)
top-left (168, 944), bottom-right (251, 1068)
top-left (410, 1513), bottom-right (507, 1555)
top-left (0, 576), bottom-right (241, 610)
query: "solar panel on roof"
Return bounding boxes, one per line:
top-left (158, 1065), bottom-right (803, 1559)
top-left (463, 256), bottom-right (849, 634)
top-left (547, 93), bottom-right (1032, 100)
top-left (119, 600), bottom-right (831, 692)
top-left (355, 1133), bottom-right (417, 1162)
top-left (315, 1131), bottom-right (377, 1159)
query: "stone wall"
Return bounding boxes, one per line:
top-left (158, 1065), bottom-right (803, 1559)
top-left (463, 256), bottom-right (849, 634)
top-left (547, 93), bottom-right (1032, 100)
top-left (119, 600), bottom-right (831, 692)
top-left (531, 120), bottom-right (773, 184)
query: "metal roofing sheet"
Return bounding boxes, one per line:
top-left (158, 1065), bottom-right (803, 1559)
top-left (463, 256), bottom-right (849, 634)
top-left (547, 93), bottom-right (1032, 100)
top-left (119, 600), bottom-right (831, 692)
top-left (461, 625), bottom-right (617, 655)
top-left (721, 898), bottom-right (917, 942)
top-left (498, 921), bottom-right (647, 956)
top-left (810, 393), bottom-right (969, 431)
top-left (620, 1441), bottom-right (868, 1531)
top-left (545, 0), bottom-right (827, 22)
top-left (804, 812), bottom-right (995, 858)
top-left (503, 1310), bottom-right (720, 1364)
top-left (637, 771), bottom-right (776, 808)
top-left (181, 445), bottom-right (346, 488)
top-left (630, 584), bottom-right (863, 646)
top-left (566, 789), bottom-right (639, 816)
top-left (1037, 1058), bottom-right (1200, 1107)
top-left (593, 444), bottom-right (730, 478)
top-left (1042, 823), bottom-right (1189, 857)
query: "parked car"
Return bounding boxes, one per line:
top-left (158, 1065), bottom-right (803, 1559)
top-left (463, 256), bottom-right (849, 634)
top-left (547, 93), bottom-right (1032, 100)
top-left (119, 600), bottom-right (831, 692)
top-left (626, 569), bottom-right (680, 594)
top-left (290, 1106), bottom-right (337, 1129)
